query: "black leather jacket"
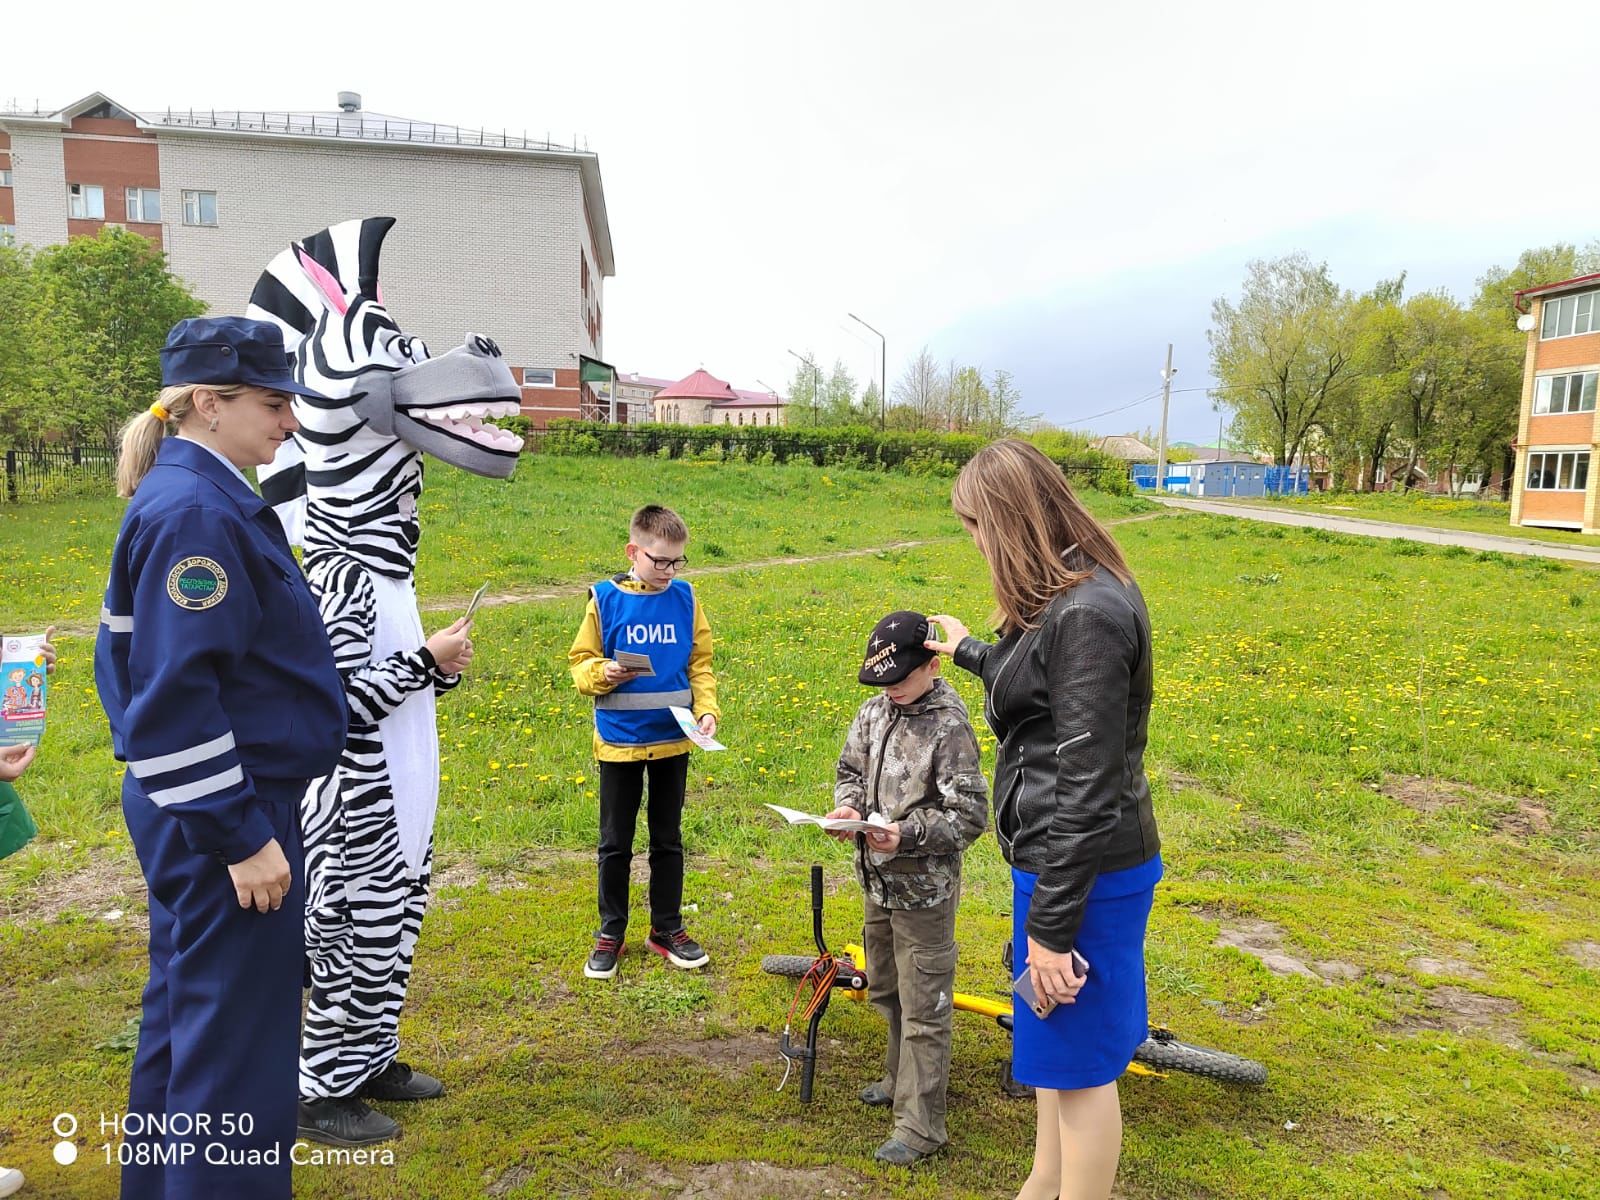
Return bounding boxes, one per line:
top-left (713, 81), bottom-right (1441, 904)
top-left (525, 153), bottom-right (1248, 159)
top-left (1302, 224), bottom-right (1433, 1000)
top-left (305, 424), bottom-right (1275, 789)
top-left (953, 564), bottom-right (1159, 952)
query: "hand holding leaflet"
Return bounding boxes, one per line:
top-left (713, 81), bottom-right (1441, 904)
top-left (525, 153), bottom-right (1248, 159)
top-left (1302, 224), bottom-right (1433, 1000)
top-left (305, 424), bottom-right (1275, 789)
top-left (463, 582), bottom-right (490, 622)
top-left (614, 650), bottom-right (655, 677)
top-left (765, 803), bottom-right (891, 835)
top-left (669, 705), bottom-right (725, 751)
top-left (0, 633), bottom-right (50, 747)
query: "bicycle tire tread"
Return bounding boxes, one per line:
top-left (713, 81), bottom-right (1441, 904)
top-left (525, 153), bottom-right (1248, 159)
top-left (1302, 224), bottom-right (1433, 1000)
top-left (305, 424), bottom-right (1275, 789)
top-left (1132, 1037), bottom-right (1267, 1085)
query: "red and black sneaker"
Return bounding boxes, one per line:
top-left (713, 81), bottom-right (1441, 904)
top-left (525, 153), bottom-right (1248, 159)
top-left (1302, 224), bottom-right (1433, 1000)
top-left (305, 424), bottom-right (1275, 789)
top-left (584, 934), bottom-right (624, 980)
top-left (646, 927), bottom-right (709, 969)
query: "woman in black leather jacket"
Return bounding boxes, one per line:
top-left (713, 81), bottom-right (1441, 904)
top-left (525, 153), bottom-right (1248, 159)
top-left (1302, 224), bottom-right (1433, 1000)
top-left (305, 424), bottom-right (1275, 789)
top-left (925, 439), bottom-right (1161, 1200)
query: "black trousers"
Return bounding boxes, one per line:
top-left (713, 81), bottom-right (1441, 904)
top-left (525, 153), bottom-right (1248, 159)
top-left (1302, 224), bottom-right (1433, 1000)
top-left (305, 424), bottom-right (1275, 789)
top-left (597, 754), bottom-right (689, 939)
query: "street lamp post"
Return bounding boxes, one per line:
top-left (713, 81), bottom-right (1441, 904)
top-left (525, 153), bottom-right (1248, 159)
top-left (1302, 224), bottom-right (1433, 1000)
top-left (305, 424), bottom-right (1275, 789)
top-left (846, 312), bottom-right (886, 431)
top-left (786, 348), bottom-right (821, 426)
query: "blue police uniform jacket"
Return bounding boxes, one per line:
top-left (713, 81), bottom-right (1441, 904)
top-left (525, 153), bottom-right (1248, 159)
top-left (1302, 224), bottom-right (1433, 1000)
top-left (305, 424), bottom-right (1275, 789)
top-left (591, 576), bottom-right (695, 746)
top-left (95, 437), bottom-right (347, 863)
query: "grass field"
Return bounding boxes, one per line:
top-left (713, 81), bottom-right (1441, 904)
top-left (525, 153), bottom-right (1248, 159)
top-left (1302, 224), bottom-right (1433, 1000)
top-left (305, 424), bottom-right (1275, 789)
top-left (2, 453), bottom-right (1599, 1199)
top-left (1219, 488), bottom-right (1599, 546)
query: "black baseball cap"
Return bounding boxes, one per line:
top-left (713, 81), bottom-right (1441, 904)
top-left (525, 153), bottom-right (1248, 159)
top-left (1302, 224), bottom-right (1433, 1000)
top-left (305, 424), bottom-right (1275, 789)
top-left (159, 316), bottom-right (333, 399)
top-left (858, 610), bottom-right (935, 686)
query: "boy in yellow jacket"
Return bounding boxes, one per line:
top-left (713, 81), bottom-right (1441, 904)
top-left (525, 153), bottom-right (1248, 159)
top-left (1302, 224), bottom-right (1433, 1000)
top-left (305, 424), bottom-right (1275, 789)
top-left (569, 505), bottom-right (719, 979)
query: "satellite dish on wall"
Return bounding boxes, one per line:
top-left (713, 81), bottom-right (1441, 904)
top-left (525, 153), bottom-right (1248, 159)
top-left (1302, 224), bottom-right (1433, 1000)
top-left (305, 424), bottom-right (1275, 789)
top-left (1516, 312), bottom-right (1537, 332)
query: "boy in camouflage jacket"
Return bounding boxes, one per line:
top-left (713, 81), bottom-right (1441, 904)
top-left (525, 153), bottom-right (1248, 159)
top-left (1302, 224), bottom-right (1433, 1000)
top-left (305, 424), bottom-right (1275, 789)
top-left (825, 611), bottom-right (988, 1165)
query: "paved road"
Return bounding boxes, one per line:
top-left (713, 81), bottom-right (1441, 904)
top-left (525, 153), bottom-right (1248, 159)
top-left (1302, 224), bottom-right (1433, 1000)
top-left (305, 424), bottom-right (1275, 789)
top-left (1153, 497), bottom-right (1600, 567)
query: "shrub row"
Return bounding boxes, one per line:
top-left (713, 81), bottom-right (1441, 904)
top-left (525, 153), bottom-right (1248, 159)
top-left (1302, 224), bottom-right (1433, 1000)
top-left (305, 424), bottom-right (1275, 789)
top-left (518, 420), bottom-right (1132, 495)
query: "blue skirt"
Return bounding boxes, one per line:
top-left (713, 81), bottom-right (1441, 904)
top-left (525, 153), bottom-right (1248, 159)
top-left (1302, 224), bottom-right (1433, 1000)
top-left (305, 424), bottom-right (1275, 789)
top-left (1011, 854), bottom-right (1162, 1090)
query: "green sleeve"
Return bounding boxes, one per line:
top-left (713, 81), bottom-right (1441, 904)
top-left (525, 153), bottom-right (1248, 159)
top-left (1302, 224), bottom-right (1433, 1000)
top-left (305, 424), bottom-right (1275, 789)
top-left (0, 779), bottom-right (38, 861)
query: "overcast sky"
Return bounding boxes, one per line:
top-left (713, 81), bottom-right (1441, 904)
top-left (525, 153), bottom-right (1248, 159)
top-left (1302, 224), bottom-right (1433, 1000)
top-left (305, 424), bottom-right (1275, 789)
top-left (9, 1), bottom-right (1599, 441)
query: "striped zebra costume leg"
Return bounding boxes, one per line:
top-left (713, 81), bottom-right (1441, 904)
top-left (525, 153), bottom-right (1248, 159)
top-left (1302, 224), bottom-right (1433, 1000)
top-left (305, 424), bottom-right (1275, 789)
top-left (298, 558), bottom-right (456, 1100)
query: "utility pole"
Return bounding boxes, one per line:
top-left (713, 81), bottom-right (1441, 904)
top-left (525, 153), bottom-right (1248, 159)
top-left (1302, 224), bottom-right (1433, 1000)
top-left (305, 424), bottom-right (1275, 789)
top-left (1155, 344), bottom-right (1175, 492)
top-left (847, 312), bottom-right (886, 431)
top-left (786, 349), bottom-right (821, 427)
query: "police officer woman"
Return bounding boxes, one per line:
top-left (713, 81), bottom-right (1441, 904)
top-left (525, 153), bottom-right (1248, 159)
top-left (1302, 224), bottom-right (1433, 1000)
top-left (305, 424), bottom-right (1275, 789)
top-left (96, 317), bottom-right (347, 1200)
top-left (925, 440), bottom-right (1162, 1200)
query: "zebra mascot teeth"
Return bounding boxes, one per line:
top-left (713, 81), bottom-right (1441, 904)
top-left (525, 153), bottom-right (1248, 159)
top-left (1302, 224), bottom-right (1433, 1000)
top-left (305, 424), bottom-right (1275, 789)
top-left (246, 216), bottom-right (521, 1125)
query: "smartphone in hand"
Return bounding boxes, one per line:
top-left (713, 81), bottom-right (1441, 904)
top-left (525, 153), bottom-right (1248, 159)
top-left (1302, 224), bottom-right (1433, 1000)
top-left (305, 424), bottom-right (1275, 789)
top-left (1013, 970), bottom-right (1057, 1019)
top-left (1013, 949), bottom-right (1091, 1019)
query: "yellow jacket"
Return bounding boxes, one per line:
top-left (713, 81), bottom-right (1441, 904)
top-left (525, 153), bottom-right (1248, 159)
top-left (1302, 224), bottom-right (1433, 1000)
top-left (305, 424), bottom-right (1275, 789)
top-left (568, 574), bottom-right (720, 762)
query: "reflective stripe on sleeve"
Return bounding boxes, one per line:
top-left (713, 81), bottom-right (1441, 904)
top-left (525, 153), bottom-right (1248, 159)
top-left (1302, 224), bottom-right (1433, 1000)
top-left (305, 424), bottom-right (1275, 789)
top-left (129, 731), bottom-right (238, 778)
top-left (145, 765), bottom-right (246, 808)
top-left (100, 606), bottom-right (134, 633)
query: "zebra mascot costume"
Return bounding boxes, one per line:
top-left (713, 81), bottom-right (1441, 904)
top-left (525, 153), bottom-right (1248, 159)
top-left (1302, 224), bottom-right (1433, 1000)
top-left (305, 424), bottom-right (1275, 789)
top-left (246, 217), bottom-right (523, 1144)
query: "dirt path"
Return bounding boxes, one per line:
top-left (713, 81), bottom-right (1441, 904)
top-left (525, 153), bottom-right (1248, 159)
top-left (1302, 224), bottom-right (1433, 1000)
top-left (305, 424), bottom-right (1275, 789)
top-left (416, 510), bottom-right (1172, 613)
top-left (1153, 497), bottom-right (1600, 566)
top-left (49, 512), bottom-right (1174, 636)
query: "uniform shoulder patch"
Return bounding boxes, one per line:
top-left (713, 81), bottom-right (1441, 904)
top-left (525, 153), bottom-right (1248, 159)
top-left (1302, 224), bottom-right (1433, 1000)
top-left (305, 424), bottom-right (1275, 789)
top-left (166, 556), bottom-right (229, 611)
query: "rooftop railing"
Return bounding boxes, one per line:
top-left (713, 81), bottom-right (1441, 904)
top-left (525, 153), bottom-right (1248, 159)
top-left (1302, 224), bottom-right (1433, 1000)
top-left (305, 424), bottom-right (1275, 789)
top-left (148, 110), bottom-right (587, 154)
top-left (0, 102), bottom-right (586, 154)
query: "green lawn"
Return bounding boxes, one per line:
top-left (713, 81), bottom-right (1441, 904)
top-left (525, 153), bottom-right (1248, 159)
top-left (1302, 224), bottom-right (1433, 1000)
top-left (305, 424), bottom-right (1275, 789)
top-left (2, 457), bottom-right (1598, 1198)
top-left (1217, 489), bottom-right (1598, 546)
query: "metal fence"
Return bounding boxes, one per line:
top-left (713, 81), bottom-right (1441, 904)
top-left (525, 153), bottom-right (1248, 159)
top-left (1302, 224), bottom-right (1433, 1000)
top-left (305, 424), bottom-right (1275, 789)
top-left (0, 444), bottom-right (118, 504)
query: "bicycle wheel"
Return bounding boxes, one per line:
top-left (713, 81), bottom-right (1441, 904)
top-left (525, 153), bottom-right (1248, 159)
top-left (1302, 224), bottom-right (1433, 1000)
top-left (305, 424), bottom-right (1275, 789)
top-left (1132, 1033), bottom-right (1267, 1085)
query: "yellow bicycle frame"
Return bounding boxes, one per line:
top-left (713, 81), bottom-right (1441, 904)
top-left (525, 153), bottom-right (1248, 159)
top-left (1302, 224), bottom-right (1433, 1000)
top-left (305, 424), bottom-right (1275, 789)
top-left (841, 943), bottom-right (1162, 1078)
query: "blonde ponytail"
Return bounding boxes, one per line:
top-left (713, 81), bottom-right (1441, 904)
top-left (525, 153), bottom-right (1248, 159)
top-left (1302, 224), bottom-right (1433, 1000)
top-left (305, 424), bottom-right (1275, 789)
top-left (116, 384), bottom-right (247, 497)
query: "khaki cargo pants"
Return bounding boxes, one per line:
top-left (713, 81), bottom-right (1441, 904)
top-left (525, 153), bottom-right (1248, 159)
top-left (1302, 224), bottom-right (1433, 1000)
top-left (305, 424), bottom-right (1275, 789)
top-left (862, 886), bottom-right (959, 1153)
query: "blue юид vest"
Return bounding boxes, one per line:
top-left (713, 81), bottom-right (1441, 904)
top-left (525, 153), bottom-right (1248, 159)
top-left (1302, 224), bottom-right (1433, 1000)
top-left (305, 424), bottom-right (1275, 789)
top-left (591, 577), bottom-right (695, 746)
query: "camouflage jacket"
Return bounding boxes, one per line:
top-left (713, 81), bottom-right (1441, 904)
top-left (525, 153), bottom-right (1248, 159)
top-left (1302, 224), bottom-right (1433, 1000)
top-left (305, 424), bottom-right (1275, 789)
top-left (833, 677), bottom-right (989, 910)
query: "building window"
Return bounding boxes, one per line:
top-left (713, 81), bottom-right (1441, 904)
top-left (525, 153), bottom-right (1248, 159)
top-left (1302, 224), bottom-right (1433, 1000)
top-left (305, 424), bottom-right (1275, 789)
top-left (520, 367), bottom-right (556, 388)
top-left (1525, 451), bottom-right (1590, 491)
top-left (765, 411), bottom-right (773, 425)
top-left (1540, 291), bottom-right (1600, 339)
top-left (0, 225), bottom-right (15, 246)
top-left (1533, 371), bottom-right (1598, 414)
top-left (125, 187), bottom-right (161, 223)
top-left (68, 183), bottom-right (105, 219)
top-left (0, 169), bottom-right (12, 187)
top-left (181, 190), bottom-right (218, 226)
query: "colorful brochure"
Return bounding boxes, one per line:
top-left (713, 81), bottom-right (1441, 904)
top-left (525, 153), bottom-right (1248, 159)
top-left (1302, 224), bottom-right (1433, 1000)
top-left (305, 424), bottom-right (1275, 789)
top-left (669, 705), bottom-right (725, 751)
top-left (1, 633), bottom-right (49, 747)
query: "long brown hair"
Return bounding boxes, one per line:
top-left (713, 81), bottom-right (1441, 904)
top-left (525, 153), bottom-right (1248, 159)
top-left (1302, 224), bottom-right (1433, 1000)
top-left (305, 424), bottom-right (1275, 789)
top-left (951, 439), bottom-right (1132, 633)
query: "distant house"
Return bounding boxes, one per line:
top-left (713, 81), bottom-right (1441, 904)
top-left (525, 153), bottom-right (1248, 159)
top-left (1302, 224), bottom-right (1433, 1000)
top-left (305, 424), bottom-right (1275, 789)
top-left (1093, 435), bottom-right (1157, 461)
top-left (1508, 273), bottom-right (1599, 533)
top-left (649, 368), bottom-right (786, 427)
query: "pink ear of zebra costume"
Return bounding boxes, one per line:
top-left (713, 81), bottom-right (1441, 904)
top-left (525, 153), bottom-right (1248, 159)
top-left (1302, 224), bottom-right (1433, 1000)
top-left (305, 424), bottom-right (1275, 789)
top-left (246, 217), bottom-right (520, 1126)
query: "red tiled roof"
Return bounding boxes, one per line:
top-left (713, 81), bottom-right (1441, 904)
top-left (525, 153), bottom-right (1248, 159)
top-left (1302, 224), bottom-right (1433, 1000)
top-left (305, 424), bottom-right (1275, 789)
top-left (652, 368), bottom-right (739, 402)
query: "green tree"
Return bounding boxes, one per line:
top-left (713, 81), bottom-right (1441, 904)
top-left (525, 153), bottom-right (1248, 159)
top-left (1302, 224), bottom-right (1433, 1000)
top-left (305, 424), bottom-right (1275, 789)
top-left (821, 359), bottom-right (859, 424)
top-left (29, 228), bottom-right (205, 442)
top-left (860, 379), bottom-right (883, 426)
top-left (0, 243), bottom-right (41, 444)
top-left (785, 353), bottom-right (823, 427)
top-left (984, 369), bottom-right (1029, 437)
top-left (1472, 242), bottom-right (1600, 327)
top-left (944, 363), bottom-right (989, 432)
top-left (1209, 253), bottom-right (1356, 466)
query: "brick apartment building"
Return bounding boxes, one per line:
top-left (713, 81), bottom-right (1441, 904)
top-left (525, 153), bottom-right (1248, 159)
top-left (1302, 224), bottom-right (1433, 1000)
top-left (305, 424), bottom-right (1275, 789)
top-left (0, 91), bottom-right (615, 427)
top-left (1510, 273), bottom-right (1600, 534)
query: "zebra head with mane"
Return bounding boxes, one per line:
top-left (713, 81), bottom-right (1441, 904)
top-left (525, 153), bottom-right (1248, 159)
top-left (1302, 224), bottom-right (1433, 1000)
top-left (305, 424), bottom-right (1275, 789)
top-left (247, 216), bottom-right (522, 575)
